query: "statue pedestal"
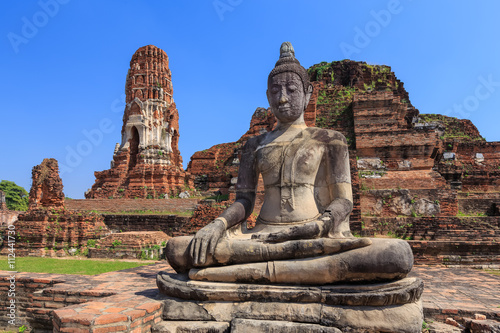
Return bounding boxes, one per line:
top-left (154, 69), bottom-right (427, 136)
top-left (155, 272), bottom-right (424, 333)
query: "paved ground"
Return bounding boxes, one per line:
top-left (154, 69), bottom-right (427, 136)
top-left (2, 263), bottom-right (500, 324)
top-left (410, 265), bottom-right (500, 321)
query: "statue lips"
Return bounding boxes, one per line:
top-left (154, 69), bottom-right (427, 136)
top-left (276, 106), bottom-right (302, 122)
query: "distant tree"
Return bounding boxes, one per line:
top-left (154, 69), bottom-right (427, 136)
top-left (0, 180), bottom-right (29, 211)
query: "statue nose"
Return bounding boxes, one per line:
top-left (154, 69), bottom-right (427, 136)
top-left (279, 91), bottom-right (288, 104)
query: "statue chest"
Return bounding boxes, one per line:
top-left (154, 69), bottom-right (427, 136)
top-left (256, 140), bottom-right (325, 185)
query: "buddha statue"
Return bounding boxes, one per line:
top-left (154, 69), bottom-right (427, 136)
top-left (166, 42), bottom-right (414, 285)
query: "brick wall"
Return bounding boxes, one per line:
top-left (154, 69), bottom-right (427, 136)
top-left (103, 214), bottom-right (190, 236)
top-left (0, 274), bottom-right (104, 331)
top-left (360, 188), bottom-right (457, 218)
top-left (65, 198), bottom-right (198, 213)
top-left (6, 209), bottom-right (110, 257)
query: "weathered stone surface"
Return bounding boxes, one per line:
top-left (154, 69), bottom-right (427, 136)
top-left (231, 318), bottom-right (341, 333)
top-left (158, 272), bottom-right (422, 306)
top-left (207, 301), bottom-right (322, 323)
top-left (162, 298), bottom-right (213, 321)
top-left (156, 281), bottom-right (423, 332)
top-left (320, 300), bottom-right (423, 332)
top-left (28, 158), bottom-right (65, 210)
top-left (152, 320), bottom-right (230, 333)
top-left (87, 45), bottom-right (192, 200)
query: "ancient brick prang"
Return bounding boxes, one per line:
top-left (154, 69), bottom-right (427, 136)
top-left (86, 45), bottom-right (192, 199)
top-left (28, 158), bottom-right (65, 210)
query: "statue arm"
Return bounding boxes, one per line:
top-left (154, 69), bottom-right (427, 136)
top-left (216, 139), bottom-right (259, 228)
top-left (190, 139), bottom-right (259, 265)
top-left (321, 136), bottom-right (354, 237)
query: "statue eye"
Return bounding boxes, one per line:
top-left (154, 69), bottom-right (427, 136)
top-left (288, 85), bottom-right (297, 92)
top-left (271, 86), bottom-right (280, 94)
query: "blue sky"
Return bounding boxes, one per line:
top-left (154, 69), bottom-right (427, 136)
top-left (1, 1), bottom-right (499, 199)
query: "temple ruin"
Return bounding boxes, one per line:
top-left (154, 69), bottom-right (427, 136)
top-left (86, 45), bottom-right (192, 199)
top-left (8, 158), bottom-right (110, 257)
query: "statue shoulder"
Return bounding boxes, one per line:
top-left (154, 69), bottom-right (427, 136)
top-left (242, 134), bottom-right (266, 152)
top-left (305, 127), bottom-right (348, 146)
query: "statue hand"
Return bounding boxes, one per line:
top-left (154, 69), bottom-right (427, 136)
top-left (189, 218), bottom-right (226, 266)
top-left (251, 212), bottom-right (348, 243)
top-left (251, 220), bottom-right (325, 243)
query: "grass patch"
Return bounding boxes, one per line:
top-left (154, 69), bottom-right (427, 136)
top-left (0, 256), bottom-right (154, 275)
top-left (485, 270), bottom-right (500, 276)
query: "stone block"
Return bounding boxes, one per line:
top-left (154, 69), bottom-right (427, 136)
top-left (152, 320), bottom-right (230, 333)
top-left (230, 318), bottom-right (341, 333)
top-left (162, 298), bottom-right (213, 321)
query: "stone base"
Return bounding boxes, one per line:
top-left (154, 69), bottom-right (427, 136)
top-left (156, 271), bottom-right (424, 333)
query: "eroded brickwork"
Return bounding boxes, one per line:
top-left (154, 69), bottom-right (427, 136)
top-left (7, 159), bottom-right (111, 257)
top-left (88, 231), bottom-right (170, 259)
top-left (10, 209), bottom-right (110, 257)
top-left (28, 158), bottom-right (64, 210)
top-left (86, 45), bottom-right (192, 199)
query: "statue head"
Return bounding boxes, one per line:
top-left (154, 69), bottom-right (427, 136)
top-left (267, 42), bottom-right (313, 124)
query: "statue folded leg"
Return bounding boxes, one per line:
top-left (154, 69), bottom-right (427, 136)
top-left (166, 237), bottom-right (413, 284)
top-left (165, 235), bottom-right (371, 273)
top-left (188, 238), bottom-right (413, 285)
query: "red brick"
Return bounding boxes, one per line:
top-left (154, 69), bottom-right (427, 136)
top-left (44, 301), bottom-right (66, 309)
top-left (93, 325), bottom-right (128, 333)
top-left (66, 313), bottom-right (95, 326)
top-left (54, 309), bottom-right (78, 323)
top-left (136, 302), bottom-right (161, 314)
top-left (103, 307), bottom-right (127, 313)
top-left (94, 313), bottom-right (128, 325)
top-left (123, 309), bottom-right (146, 321)
top-left (143, 314), bottom-right (155, 323)
top-left (32, 278), bottom-right (53, 284)
top-left (59, 327), bottom-right (90, 333)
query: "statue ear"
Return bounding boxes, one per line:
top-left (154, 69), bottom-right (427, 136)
top-left (305, 83), bottom-right (313, 105)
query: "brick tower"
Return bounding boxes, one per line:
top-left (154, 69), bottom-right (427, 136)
top-left (86, 45), bottom-right (192, 199)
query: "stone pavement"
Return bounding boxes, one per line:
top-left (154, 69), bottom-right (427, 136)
top-left (410, 265), bottom-right (500, 322)
top-left (1, 263), bottom-right (499, 331)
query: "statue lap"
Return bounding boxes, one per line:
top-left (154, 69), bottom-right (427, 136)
top-left (166, 235), bottom-right (413, 284)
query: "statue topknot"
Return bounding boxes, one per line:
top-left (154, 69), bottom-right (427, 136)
top-left (268, 42), bottom-right (310, 92)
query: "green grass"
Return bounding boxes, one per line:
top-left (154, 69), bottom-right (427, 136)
top-left (485, 270), bottom-right (500, 276)
top-left (0, 256), bottom-right (154, 275)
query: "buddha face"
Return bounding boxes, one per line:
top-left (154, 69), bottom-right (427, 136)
top-left (267, 72), bottom-right (311, 124)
